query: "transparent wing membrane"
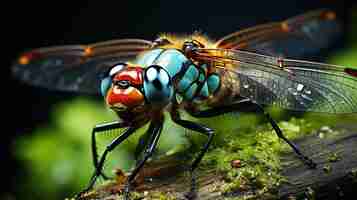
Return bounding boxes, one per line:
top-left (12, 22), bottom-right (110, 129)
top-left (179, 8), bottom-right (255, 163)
top-left (215, 10), bottom-right (341, 59)
top-left (193, 48), bottom-right (357, 113)
top-left (12, 39), bottom-right (153, 94)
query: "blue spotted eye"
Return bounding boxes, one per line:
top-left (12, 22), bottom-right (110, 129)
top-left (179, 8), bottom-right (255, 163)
top-left (143, 65), bottom-right (173, 107)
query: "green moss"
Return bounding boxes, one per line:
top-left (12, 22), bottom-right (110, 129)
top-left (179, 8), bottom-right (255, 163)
top-left (327, 152), bottom-right (341, 163)
top-left (304, 187), bottom-right (316, 200)
top-left (350, 168), bottom-right (357, 183)
top-left (147, 191), bottom-right (175, 200)
top-left (323, 165), bottom-right (332, 174)
top-left (116, 191), bottom-right (174, 200)
top-left (193, 110), bottom-right (353, 199)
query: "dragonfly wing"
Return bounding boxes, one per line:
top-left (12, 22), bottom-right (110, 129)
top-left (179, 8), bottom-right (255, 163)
top-left (215, 10), bottom-right (341, 59)
top-left (193, 48), bottom-right (357, 113)
top-left (12, 39), bottom-right (153, 95)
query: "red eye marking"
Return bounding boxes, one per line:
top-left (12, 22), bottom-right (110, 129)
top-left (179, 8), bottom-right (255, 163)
top-left (18, 51), bottom-right (42, 65)
top-left (345, 68), bottom-right (357, 77)
top-left (106, 87), bottom-right (144, 108)
top-left (113, 67), bottom-right (143, 85)
top-left (107, 66), bottom-right (145, 108)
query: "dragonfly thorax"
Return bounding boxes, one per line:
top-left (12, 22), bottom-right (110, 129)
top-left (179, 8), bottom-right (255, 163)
top-left (136, 48), bottom-right (221, 103)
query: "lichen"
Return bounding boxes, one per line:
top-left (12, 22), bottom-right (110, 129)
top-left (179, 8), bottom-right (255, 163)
top-left (327, 152), bottom-right (341, 163)
top-left (116, 191), bottom-right (174, 200)
top-left (323, 165), bottom-right (332, 174)
top-left (349, 168), bottom-right (357, 183)
top-left (192, 112), bottom-right (354, 199)
top-left (304, 187), bottom-right (316, 200)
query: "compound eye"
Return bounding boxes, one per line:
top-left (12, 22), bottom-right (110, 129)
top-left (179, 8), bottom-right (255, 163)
top-left (109, 63), bottom-right (127, 77)
top-left (143, 65), bottom-right (173, 107)
top-left (100, 77), bottom-right (112, 97)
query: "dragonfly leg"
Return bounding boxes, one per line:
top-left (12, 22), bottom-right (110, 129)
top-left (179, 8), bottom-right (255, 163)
top-left (76, 126), bottom-right (137, 199)
top-left (91, 121), bottom-right (128, 180)
top-left (134, 130), bottom-right (151, 162)
top-left (171, 112), bottom-right (215, 199)
top-left (188, 98), bottom-right (317, 169)
top-left (124, 120), bottom-right (163, 200)
top-left (260, 107), bottom-right (317, 169)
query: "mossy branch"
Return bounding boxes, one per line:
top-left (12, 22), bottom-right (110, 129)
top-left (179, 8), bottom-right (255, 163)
top-left (77, 124), bottom-right (357, 200)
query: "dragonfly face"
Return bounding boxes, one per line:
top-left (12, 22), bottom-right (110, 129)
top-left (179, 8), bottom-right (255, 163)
top-left (101, 63), bottom-right (145, 111)
top-left (101, 62), bottom-right (174, 119)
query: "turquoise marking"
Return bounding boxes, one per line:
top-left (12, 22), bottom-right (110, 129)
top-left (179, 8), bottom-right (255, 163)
top-left (198, 73), bottom-right (205, 82)
top-left (178, 78), bottom-right (191, 93)
top-left (154, 49), bottom-right (188, 77)
top-left (177, 64), bottom-right (200, 93)
top-left (184, 65), bottom-right (199, 81)
top-left (201, 63), bottom-right (208, 74)
top-left (199, 82), bottom-right (209, 97)
top-left (136, 49), bottom-right (164, 67)
top-left (207, 74), bottom-right (220, 94)
top-left (184, 83), bottom-right (198, 100)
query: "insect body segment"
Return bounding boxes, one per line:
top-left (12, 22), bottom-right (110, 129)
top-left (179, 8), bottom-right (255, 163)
top-left (136, 48), bottom-right (221, 103)
top-left (143, 65), bottom-right (173, 108)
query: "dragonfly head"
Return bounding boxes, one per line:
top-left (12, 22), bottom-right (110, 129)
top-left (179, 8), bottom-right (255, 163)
top-left (101, 63), bottom-right (173, 115)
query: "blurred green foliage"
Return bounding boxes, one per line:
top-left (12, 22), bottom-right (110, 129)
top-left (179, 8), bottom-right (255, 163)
top-left (15, 100), bottom-right (114, 199)
top-left (13, 8), bottom-right (357, 200)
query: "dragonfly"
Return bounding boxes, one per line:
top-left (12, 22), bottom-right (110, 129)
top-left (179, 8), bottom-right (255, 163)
top-left (12, 9), bottom-right (357, 199)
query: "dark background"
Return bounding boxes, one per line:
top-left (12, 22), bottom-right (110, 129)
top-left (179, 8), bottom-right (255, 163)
top-left (2, 0), bottom-right (355, 198)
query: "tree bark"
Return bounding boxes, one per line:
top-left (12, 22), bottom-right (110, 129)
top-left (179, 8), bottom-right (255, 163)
top-left (278, 124), bottom-right (357, 200)
top-left (79, 125), bottom-right (357, 200)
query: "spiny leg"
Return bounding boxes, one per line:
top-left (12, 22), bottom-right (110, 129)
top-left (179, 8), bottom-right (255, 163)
top-left (91, 121), bottom-right (128, 179)
top-left (189, 98), bottom-right (317, 168)
top-left (77, 126), bottom-right (138, 199)
top-left (123, 120), bottom-right (163, 200)
top-left (171, 112), bottom-right (214, 199)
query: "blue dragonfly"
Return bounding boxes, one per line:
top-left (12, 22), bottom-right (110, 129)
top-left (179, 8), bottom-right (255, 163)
top-left (12, 9), bottom-right (357, 199)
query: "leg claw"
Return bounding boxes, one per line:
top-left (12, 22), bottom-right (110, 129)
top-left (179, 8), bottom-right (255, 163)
top-left (123, 182), bottom-right (132, 200)
top-left (184, 169), bottom-right (197, 200)
top-left (184, 191), bottom-right (197, 200)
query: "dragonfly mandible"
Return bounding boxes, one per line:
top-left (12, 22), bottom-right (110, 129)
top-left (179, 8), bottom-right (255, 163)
top-left (12, 9), bottom-right (357, 200)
